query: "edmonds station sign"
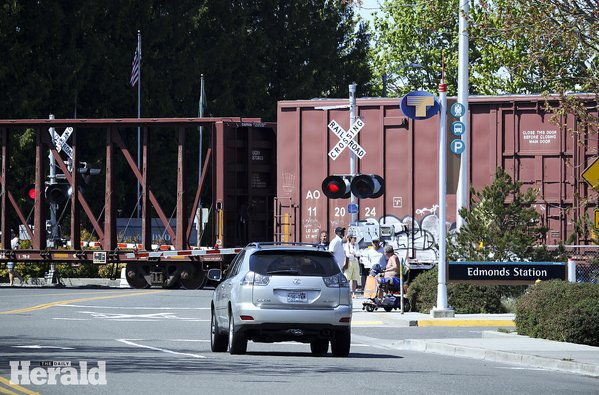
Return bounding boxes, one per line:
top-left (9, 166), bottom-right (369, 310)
top-left (448, 261), bottom-right (567, 284)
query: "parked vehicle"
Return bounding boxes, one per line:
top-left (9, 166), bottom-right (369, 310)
top-left (209, 242), bottom-right (352, 356)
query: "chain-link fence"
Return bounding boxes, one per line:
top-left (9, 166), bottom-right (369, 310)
top-left (554, 245), bottom-right (599, 284)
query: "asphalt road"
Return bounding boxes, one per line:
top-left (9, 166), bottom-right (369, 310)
top-left (0, 288), bottom-right (597, 394)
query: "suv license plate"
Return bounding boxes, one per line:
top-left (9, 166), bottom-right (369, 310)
top-left (287, 291), bottom-right (307, 303)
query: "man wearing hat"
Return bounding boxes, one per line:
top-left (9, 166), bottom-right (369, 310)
top-left (328, 227), bottom-right (347, 271)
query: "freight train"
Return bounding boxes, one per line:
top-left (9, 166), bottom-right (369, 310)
top-left (0, 94), bottom-right (596, 289)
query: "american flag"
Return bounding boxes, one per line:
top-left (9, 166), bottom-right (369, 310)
top-left (130, 46), bottom-right (140, 87)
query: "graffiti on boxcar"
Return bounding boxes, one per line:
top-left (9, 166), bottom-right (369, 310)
top-left (281, 172), bottom-right (296, 194)
top-left (378, 212), bottom-right (456, 263)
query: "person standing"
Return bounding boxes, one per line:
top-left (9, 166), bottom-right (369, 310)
top-left (328, 227), bottom-right (346, 271)
top-left (318, 230), bottom-right (328, 248)
top-left (366, 238), bottom-right (385, 277)
top-left (343, 235), bottom-right (361, 298)
top-left (7, 234), bottom-right (23, 286)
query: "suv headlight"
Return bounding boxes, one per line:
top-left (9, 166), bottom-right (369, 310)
top-left (241, 271), bottom-right (270, 286)
top-left (322, 273), bottom-right (349, 288)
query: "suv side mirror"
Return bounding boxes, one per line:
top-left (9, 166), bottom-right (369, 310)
top-left (207, 268), bottom-right (222, 282)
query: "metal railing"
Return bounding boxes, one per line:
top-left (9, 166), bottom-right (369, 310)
top-left (548, 245), bottom-right (599, 283)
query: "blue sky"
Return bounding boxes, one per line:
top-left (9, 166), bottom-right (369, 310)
top-left (356, 0), bottom-right (382, 26)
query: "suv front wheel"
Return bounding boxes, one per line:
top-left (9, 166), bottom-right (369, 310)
top-left (331, 328), bottom-right (351, 357)
top-left (228, 313), bottom-right (248, 354)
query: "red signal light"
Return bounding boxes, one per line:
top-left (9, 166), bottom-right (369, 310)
top-left (28, 188), bottom-right (36, 200)
top-left (322, 176), bottom-right (351, 199)
top-left (327, 183), bottom-right (340, 193)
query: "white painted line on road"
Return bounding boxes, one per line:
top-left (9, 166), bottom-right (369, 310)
top-left (52, 318), bottom-right (90, 321)
top-left (170, 339), bottom-right (210, 342)
top-left (13, 345), bottom-right (74, 350)
top-left (116, 339), bottom-right (207, 359)
top-left (76, 311), bottom-right (207, 321)
top-left (497, 367), bottom-right (549, 371)
top-left (61, 304), bottom-right (210, 310)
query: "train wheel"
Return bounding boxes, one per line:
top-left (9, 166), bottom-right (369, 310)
top-left (180, 263), bottom-right (207, 290)
top-left (162, 265), bottom-right (181, 289)
top-left (125, 263), bottom-right (151, 289)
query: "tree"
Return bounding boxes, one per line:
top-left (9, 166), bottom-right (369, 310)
top-left (448, 168), bottom-right (549, 262)
top-left (0, 1), bottom-right (373, 230)
top-left (370, 0), bottom-right (598, 99)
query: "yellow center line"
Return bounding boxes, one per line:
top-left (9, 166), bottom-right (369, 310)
top-left (0, 292), bottom-right (124, 298)
top-left (0, 377), bottom-right (40, 395)
top-left (0, 290), bottom-right (165, 315)
top-left (0, 386), bottom-right (21, 395)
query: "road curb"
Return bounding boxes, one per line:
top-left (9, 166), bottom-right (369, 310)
top-left (401, 339), bottom-right (599, 378)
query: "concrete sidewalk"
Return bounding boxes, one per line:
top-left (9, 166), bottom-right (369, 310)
top-left (400, 331), bottom-right (599, 378)
top-left (352, 297), bottom-right (515, 327)
top-left (352, 298), bottom-right (599, 378)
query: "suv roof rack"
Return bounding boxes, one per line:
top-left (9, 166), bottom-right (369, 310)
top-left (246, 242), bottom-right (328, 251)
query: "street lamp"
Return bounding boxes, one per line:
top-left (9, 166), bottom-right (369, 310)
top-left (382, 63), bottom-right (423, 97)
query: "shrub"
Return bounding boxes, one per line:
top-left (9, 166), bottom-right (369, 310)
top-left (515, 280), bottom-right (599, 346)
top-left (407, 267), bottom-right (523, 313)
top-left (98, 263), bottom-right (126, 279)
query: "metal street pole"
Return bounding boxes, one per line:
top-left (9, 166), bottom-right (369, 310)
top-left (47, 114), bottom-right (58, 283)
top-left (349, 83), bottom-right (358, 224)
top-left (48, 114), bottom-right (58, 244)
top-left (456, 0), bottom-right (469, 230)
top-left (431, 64), bottom-right (453, 318)
top-left (197, 74), bottom-right (205, 247)
top-left (136, 30), bottom-right (142, 220)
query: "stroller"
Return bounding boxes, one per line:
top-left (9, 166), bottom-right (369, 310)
top-left (362, 264), bottom-right (410, 312)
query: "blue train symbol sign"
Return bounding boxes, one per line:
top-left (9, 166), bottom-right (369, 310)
top-left (450, 102), bottom-right (465, 118)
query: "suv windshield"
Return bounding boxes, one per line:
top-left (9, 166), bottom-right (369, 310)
top-left (250, 250), bottom-right (340, 277)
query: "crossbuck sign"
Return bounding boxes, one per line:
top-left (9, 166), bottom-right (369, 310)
top-left (327, 118), bottom-right (366, 160)
top-left (49, 127), bottom-right (74, 160)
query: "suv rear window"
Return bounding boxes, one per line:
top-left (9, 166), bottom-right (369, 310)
top-left (250, 250), bottom-right (340, 277)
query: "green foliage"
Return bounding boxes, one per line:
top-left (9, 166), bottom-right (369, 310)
top-left (448, 167), bottom-right (551, 261)
top-left (407, 266), bottom-right (522, 313)
top-left (371, 0), bottom-right (597, 98)
top-left (0, 1), bottom-right (373, 221)
top-left (515, 280), bottom-right (599, 346)
top-left (98, 263), bottom-right (126, 279)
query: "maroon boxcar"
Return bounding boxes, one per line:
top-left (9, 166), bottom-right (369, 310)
top-left (275, 94), bottom-right (598, 256)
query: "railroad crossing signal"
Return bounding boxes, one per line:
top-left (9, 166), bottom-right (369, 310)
top-left (322, 174), bottom-right (384, 199)
top-left (327, 119), bottom-right (366, 160)
top-left (49, 126), bottom-right (74, 159)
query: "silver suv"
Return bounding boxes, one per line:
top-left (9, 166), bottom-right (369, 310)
top-left (209, 242), bottom-right (352, 356)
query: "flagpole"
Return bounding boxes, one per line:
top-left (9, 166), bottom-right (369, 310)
top-left (137, 30), bottom-right (141, 219)
top-left (198, 74), bottom-right (205, 183)
top-left (196, 74), bottom-right (205, 247)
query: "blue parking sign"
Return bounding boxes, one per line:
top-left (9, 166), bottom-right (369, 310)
top-left (451, 121), bottom-right (465, 136)
top-left (450, 139), bottom-right (466, 155)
